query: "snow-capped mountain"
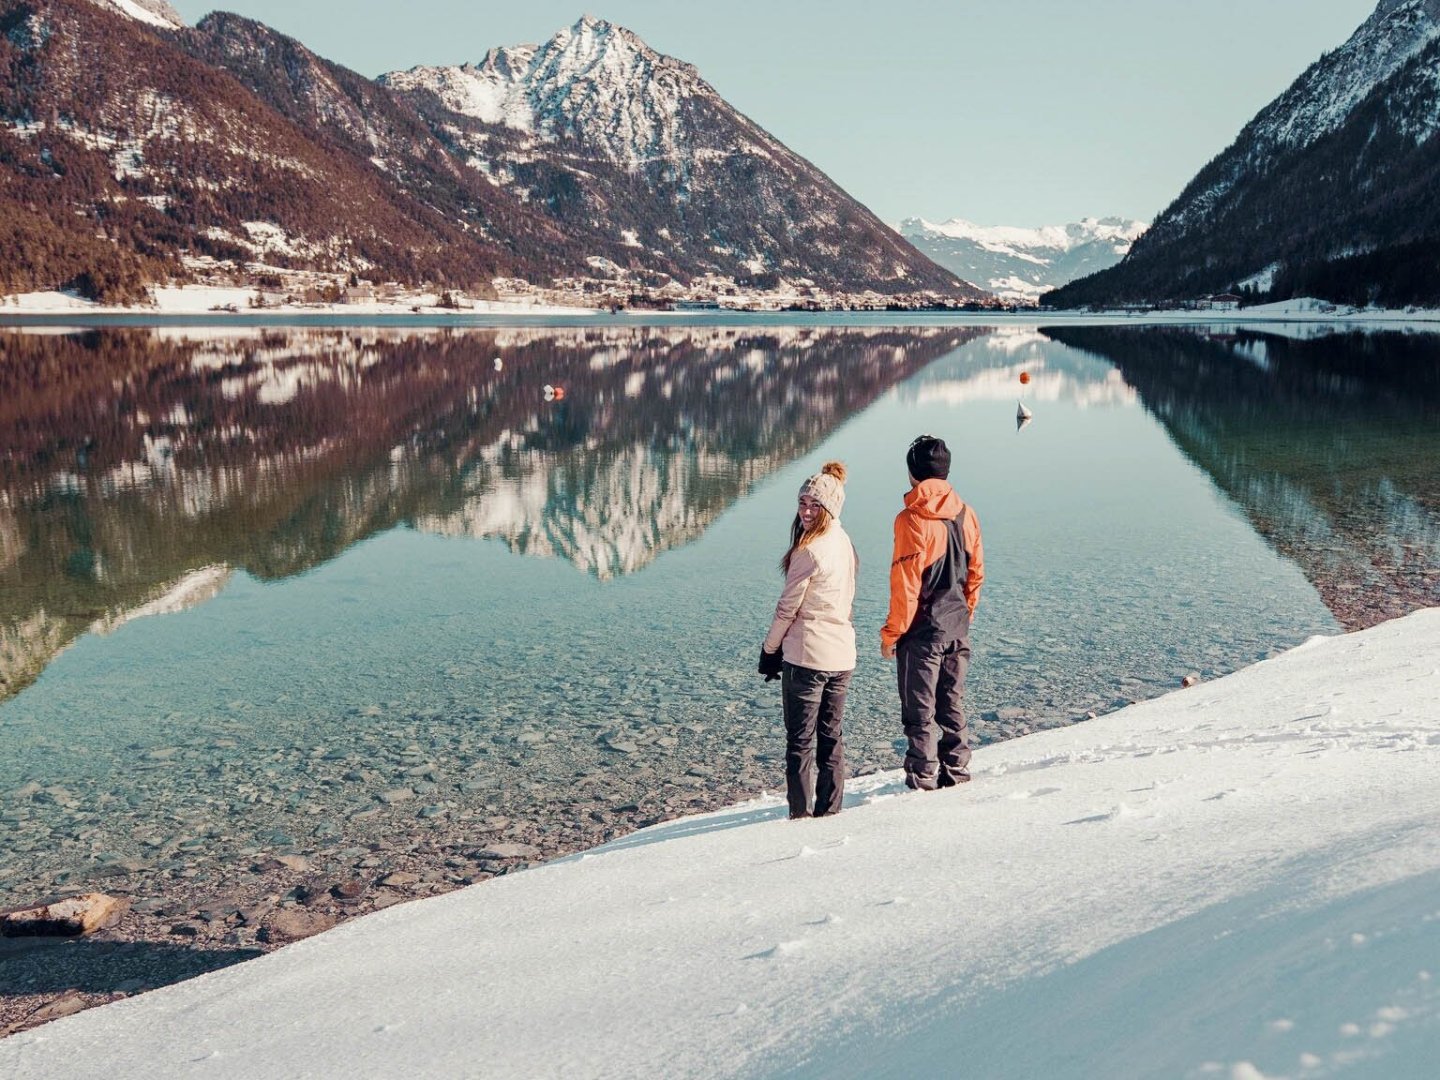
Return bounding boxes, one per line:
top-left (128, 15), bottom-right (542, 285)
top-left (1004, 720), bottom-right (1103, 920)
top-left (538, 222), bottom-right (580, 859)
top-left (898, 216), bottom-right (1145, 303)
top-left (1050, 0), bottom-right (1440, 308)
top-left (383, 16), bottom-right (706, 168)
top-left (380, 16), bottom-right (983, 299)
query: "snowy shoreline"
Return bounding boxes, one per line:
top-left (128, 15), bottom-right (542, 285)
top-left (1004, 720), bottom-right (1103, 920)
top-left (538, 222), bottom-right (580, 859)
top-left (4, 608), bottom-right (1438, 1078)
top-left (0, 286), bottom-right (595, 319)
top-left (4, 289), bottom-right (1440, 327)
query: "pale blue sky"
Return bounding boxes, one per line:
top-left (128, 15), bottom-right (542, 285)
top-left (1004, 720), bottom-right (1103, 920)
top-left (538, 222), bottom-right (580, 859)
top-left (168, 0), bottom-right (1379, 227)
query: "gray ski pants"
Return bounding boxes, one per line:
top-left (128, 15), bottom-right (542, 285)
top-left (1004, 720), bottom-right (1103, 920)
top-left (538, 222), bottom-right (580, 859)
top-left (897, 635), bottom-right (972, 789)
top-left (781, 663), bottom-right (852, 817)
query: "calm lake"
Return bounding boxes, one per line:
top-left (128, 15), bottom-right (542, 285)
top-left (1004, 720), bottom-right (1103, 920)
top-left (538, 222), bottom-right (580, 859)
top-left (2, 320), bottom-right (1438, 907)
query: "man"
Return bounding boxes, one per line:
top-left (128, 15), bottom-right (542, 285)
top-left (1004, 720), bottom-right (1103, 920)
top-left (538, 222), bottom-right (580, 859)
top-left (880, 434), bottom-right (984, 790)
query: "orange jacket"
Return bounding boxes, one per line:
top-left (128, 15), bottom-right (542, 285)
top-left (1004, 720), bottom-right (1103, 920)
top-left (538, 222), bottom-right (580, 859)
top-left (880, 478), bottom-right (984, 647)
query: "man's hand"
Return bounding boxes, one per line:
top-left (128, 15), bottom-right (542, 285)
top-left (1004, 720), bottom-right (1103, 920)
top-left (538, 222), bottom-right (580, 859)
top-left (880, 641), bottom-right (896, 660)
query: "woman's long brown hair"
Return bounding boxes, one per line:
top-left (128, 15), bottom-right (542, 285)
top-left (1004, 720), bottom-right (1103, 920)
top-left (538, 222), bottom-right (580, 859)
top-left (780, 461), bottom-right (846, 574)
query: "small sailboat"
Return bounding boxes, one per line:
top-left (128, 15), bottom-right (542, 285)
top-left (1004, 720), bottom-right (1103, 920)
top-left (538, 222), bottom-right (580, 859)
top-left (1016, 400), bottom-right (1033, 432)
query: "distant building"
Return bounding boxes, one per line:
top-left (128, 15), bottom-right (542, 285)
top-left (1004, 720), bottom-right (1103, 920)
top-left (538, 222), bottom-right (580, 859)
top-left (1208, 293), bottom-right (1243, 311)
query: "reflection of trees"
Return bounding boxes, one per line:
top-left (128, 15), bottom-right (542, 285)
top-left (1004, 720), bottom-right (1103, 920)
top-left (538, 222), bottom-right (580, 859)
top-left (1042, 326), bottom-right (1440, 630)
top-left (0, 325), bottom-right (983, 699)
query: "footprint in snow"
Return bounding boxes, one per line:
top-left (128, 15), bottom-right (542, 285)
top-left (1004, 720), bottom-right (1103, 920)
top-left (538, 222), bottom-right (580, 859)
top-left (1128, 778), bottom-right (1175, 792)
top-left (745, 939), bottom-right (807, 960)
top-left (1007, 787), bottom-right (1062, 800)
top-left (804, 913), bottom-right (843, 927)
top-left (765, 845), bottom-right (817, 864)
top-left (769, 837), bottom-right (851, 863)
top-left (1064, 803), bottom-right (1140, 825)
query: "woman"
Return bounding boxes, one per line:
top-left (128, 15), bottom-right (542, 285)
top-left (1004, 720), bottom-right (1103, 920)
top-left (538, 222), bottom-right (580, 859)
top-left (760, 461), bottom-right (858, 818)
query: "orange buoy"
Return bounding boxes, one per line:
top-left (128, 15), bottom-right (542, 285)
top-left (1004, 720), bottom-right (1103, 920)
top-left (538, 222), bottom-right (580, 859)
top-left (1019, 371), bottom-right (1031, 385)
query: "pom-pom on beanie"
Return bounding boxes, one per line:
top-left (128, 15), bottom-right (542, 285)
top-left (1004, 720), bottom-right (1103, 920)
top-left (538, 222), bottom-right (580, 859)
top-left (799, 460), bottom-right (847, 519)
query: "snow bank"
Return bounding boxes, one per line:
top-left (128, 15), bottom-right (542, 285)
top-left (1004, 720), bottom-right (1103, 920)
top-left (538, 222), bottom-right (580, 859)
top-left (4, 610), bottom-right (1440, 1079)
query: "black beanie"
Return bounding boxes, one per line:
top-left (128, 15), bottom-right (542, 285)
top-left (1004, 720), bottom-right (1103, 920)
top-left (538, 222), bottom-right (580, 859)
top-left (906, 435), bottom-right (951, 482)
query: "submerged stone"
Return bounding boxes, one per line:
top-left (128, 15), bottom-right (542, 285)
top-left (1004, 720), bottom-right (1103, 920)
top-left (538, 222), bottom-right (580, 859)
top-left (258, 909), bottom-right (336, 943)
top-left (1, 892), bottom-right (129, 936)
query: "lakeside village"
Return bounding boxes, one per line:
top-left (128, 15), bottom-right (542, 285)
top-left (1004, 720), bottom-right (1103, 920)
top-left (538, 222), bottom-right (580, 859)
top-left (4, 251), bottom-right (1296, 316)
top-left (52, 254), bottom-right (1007, 314)
top-left (170, 262), bottom-right (1288, 316)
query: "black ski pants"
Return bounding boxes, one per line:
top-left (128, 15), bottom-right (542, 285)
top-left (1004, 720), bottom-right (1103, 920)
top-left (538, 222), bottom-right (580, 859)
top-left (897, 635), bottom-right (972, 789)
top-left (781, 662), bottom-right (852, 818)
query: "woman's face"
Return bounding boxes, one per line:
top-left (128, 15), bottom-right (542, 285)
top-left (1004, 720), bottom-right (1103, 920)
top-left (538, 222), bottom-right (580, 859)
top-left (797, 494), bottom-right (825, 531)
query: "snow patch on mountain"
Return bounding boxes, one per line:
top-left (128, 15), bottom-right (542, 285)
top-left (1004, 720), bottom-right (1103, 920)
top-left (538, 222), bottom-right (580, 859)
top-left (1386, 31), bottom-right (1440, 144)
top-left (1237, 263), bottom-right (1281, 292)
top-left (88, 0), bottom-right (184, 30)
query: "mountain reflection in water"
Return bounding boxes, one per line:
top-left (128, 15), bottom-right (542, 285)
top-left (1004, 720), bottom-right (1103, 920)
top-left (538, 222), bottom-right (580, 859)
top-left (4, 320), bottom-right (1411, 912)
top-left (1043, 325), bottom-right (1440, 629)
top-left (0, 325), bottom-right (982, 699)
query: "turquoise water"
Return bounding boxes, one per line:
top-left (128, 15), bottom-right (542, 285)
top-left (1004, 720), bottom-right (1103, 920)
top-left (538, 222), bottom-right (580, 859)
top-left (4, 321), bottom-right (1435, 902)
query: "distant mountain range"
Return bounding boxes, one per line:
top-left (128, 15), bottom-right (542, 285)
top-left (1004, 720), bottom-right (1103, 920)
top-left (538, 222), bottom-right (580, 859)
top-left (898, 217), bottom-right (1146, 303)
top-left (0, 1), bottom-right (983, 305)
top-left (1050, 0), bottom-right (1440, 309)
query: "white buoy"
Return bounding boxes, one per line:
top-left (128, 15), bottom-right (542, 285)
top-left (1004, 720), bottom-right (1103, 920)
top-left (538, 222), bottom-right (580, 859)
top-left (493, 356), bottom-right (503, 371)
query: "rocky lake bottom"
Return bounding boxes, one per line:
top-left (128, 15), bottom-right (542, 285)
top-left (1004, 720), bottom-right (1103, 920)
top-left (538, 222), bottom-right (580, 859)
top-left (0, 689), bottom-right (1103, 1036)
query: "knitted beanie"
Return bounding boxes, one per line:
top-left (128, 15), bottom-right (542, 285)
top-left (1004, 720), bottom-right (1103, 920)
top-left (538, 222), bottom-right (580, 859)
top-left (906, 435), bottom-right (951, 482)
top-left (799, 462), bottom-right (846, 519)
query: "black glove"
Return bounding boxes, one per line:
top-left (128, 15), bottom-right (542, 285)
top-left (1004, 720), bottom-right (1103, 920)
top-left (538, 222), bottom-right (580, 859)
top-left (758, 648), bottom-right (783, 682)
